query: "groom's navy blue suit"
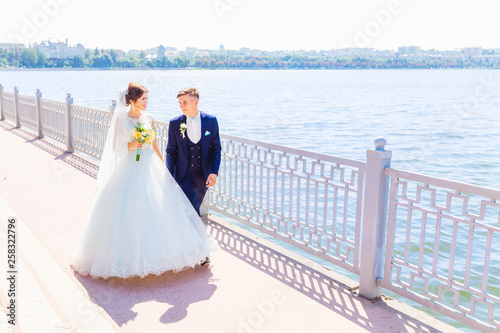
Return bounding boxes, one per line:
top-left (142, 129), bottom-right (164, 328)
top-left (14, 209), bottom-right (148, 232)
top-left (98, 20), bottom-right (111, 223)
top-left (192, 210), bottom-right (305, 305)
top-left (166, 112), bottom-right (221, 215)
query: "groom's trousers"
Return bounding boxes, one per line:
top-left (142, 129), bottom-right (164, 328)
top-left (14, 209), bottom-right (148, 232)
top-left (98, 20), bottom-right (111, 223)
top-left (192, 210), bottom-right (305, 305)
top-left (179, 170), bottom-right (207, 216)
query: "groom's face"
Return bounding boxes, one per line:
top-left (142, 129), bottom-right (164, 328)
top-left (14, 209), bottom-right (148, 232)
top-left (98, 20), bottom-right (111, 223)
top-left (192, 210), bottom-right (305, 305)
top-left (178, 95), bottom-right (198, 116)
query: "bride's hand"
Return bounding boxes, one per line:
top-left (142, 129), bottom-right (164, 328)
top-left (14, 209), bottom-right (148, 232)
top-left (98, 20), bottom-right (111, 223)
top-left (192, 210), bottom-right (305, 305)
top-left (128, 141), bottom-right (143, 151)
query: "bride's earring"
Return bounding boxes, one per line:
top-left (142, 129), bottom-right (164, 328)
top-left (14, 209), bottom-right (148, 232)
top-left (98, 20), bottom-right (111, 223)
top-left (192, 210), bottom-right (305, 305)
top-left (131, 103), bottom-right (136, 113)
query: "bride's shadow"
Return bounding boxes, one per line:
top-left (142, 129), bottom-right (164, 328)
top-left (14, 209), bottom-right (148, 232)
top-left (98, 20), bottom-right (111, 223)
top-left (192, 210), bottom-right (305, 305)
top-left (74, 265), bottom-right (216, 326)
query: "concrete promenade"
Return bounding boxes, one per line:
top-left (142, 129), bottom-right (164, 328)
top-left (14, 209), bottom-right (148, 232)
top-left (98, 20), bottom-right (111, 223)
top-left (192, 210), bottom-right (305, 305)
top-left (0, 120), bottom-right (463, 333)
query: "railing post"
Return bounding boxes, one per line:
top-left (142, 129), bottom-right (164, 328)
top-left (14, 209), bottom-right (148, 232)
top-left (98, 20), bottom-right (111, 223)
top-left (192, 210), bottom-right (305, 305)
top-left (35, 89), bottom-right (43, 138)
top-left (110, 100), bottom-right (116, 118)
top-left (13, 86), bottom-right (20, 128)
top-left (359, 137), bottom-right (392, 300)
top-left (65, 93), bottom-right (74, 153)
top-left (0, 84), bottom-right (4, 120)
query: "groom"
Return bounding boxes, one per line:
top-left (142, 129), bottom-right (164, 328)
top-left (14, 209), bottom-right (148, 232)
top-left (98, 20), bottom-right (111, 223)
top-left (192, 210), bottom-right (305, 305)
top-left (166, 88), bottom-right (221, 217)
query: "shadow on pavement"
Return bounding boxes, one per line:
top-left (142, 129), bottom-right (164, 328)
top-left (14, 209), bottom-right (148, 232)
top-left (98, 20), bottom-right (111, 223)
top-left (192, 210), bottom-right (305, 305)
top-left (207, 219), bottom-right (446, 333)
top-left (74, 265), bottom-right (217, 326)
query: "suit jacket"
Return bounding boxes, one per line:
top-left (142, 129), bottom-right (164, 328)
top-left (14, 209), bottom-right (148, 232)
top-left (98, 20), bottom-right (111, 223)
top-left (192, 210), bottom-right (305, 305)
top-left (166, 112), bottom-right (221, 183)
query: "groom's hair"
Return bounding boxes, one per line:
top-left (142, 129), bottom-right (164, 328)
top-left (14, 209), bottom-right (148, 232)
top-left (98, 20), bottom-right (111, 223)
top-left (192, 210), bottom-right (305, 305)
top-left (177, 88), bottom-right (199, 100)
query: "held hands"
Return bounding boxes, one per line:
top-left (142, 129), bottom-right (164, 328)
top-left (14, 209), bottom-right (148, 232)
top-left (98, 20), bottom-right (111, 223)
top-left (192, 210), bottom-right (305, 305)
top-left (206, 173), bottom-right (217, 187)
top-left (128, 141), bottom-right (143, 151)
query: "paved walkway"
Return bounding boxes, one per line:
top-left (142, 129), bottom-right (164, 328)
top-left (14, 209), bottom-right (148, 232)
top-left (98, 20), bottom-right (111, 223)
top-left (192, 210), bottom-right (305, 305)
top-left (0, 120), bottom-right (463, 333)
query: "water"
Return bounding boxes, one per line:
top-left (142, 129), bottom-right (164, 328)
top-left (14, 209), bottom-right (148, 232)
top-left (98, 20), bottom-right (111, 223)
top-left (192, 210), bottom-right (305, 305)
top-left (1, 69), bottom-right (499, 331)
top-left (2, 69), bottom-right (499, 189)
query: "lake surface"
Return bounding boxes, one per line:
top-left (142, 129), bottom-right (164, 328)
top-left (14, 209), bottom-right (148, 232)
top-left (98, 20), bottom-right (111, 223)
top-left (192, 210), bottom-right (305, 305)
top-left (2, 69), bottom-right (499, 189)
top-left (1, 69), bottom-right (499, 332)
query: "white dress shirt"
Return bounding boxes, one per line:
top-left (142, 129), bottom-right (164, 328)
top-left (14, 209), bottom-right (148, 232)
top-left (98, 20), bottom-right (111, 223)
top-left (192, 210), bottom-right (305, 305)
top-left (186, 112), bottom-right (201, 144)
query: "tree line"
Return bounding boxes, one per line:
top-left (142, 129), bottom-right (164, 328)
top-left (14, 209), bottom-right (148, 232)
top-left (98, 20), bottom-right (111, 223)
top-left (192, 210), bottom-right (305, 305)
top-left (1, 47), bottom-right (498, 69)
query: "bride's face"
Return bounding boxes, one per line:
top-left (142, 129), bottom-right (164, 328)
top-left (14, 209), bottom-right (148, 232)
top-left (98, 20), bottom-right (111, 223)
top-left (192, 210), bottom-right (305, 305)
top-left (133, 93), bottom-right (148, 111)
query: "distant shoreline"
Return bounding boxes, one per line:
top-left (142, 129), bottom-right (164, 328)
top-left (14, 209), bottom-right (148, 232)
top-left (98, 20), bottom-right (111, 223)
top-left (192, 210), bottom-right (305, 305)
top-left (0, 67), bottom-right (497, 71)
top-left (0, 67), bottom-right (190, 71)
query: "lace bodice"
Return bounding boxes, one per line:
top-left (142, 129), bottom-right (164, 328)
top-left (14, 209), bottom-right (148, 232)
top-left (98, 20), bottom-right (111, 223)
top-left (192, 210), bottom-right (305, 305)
top-left (127, 113), bottom-right (155, 150)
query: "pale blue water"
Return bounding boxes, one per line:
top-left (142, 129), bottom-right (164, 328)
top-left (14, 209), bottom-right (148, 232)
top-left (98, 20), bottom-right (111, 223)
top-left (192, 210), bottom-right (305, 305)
top-left (1, 69), bottom-right (499, 332)
top-left (2, 69), bottom-right (499, 189)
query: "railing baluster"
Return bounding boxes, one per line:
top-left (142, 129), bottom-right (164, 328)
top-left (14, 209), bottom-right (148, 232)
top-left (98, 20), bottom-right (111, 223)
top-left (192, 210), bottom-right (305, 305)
top-left (448, 220), bottom-right (459, 282)
top-left (35, 89), bottom-right (43, 138)
top-left (481, 230), bottom-right (492, 295)
top-left (404, 207), bottom-right (412, 264)
top-left (433, 214), bottom-right (442, 276)
top-left (273, 168), bottom-right (278, 215)
top-left (296, 176), bottom-right (301, 226)
top-left (417, 211), bottom-right (427, 277)
top-left (463, 223), bottom-right (474, 287)
top-left (13, 87), bottom-right (20, 128)
top-left (0, 84), bottom-right (4, 120)
top-left (65, 93), bottom-right (74, 153)
top-left (314, 181), bottom-right (319, 230)
top-left (266, 168), bottom-right (271, 210)
top-left (345, 186), bottom-right (350, 240)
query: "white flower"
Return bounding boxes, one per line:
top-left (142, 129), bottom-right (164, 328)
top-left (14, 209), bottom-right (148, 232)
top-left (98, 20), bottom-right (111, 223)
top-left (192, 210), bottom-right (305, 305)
top-left (180, 123), bottom-right (187, 139)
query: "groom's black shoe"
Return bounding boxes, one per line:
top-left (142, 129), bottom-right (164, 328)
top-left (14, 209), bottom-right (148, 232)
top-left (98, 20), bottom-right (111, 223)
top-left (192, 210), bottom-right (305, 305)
top-left (200, 257), bottom-right (211, 266)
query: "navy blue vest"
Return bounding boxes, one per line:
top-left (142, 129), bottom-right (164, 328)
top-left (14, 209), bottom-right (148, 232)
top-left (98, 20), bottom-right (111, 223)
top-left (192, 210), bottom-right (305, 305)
top-left (187, 137), bottom-right (202, 176)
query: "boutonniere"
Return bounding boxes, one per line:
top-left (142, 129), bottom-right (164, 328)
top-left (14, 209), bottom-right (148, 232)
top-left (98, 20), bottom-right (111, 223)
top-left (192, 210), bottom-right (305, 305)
top-left (180, 122), bottom-right (187, 139)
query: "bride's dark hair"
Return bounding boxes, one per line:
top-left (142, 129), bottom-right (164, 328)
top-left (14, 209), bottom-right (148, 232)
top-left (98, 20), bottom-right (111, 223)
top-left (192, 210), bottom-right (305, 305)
top-left (125, 82), bottom-right (148, 105)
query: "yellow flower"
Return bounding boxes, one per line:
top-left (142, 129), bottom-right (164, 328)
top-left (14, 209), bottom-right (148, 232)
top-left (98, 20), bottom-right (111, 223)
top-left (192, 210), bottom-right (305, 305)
top-left (133, 131), bottom-right (142, 140)
top-left (145, 136), bottom-right (153, 144)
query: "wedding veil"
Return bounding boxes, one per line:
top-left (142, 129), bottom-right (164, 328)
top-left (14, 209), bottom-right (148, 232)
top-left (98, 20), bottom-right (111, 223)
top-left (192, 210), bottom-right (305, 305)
top-left (95, 87), bottom-right (131, 197)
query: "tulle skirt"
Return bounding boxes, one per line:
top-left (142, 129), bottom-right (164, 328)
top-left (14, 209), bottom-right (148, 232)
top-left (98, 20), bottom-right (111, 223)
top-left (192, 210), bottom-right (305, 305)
top-left (71, 149), bottom-right (219, 279)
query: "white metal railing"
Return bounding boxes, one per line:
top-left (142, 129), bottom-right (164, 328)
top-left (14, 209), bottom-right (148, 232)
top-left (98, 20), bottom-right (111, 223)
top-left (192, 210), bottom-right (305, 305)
top-left (1, 85), bottom-right (499, 332)
top-left (17, 94), bottom-right (37, 131)
top-left (153, 119), bottom-right (169, 155)
top-left (380, 168), bottom-right (500, 332)
top-left (70, 104), bottom-right (111, 159)
top-left (206, 134), bottom-right (365, 274)
top-left (1, 90), bottom-right (15, 122)
top-left (40, 97), bottom-right (67, 143)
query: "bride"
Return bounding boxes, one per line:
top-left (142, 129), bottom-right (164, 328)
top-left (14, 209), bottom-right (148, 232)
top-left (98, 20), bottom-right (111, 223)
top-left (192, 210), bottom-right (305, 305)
top-left (71, 82), bottom-right (219, 279)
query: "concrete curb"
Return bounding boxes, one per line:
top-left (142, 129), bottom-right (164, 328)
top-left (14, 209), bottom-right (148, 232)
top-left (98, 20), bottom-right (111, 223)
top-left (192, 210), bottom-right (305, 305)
top-left (0, 195), bottom-right (120, 332)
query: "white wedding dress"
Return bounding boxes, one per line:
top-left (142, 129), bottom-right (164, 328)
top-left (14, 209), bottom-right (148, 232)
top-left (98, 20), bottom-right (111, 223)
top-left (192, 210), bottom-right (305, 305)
top-left (71, 112), bottom-right (219, 279)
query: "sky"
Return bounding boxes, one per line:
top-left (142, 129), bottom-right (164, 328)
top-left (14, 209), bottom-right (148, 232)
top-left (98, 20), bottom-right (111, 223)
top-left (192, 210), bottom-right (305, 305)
top-left (1, 0), bottom-right (499, 52)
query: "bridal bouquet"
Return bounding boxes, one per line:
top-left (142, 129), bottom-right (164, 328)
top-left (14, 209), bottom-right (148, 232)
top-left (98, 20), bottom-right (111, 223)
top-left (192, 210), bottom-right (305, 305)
top-left (132, 122), bottom-right (155, 161)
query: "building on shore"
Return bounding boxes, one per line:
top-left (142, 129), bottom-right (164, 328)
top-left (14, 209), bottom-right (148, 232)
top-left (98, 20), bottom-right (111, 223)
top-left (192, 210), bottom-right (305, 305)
top-left (239, 47), bottom-right (250, 56)
top-left (329, 48), bottom-right (376, 57)
top-left (397, 46), bottom-right (421, 55)
top-left (157, 45), bottom-right (166, 59)
top-left (463, 46), bottom-right (483, 56)
top-left (33, 39), bottom-right (84, 60)
top-left (0, 43), bottom-right (25, 57)
top-left (135, 45), bottom-right (179, 60)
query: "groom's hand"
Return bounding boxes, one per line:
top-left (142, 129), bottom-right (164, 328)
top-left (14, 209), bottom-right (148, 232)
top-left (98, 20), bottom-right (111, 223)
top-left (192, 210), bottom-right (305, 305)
top-left (206, 174), bottom-right (217, 187)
